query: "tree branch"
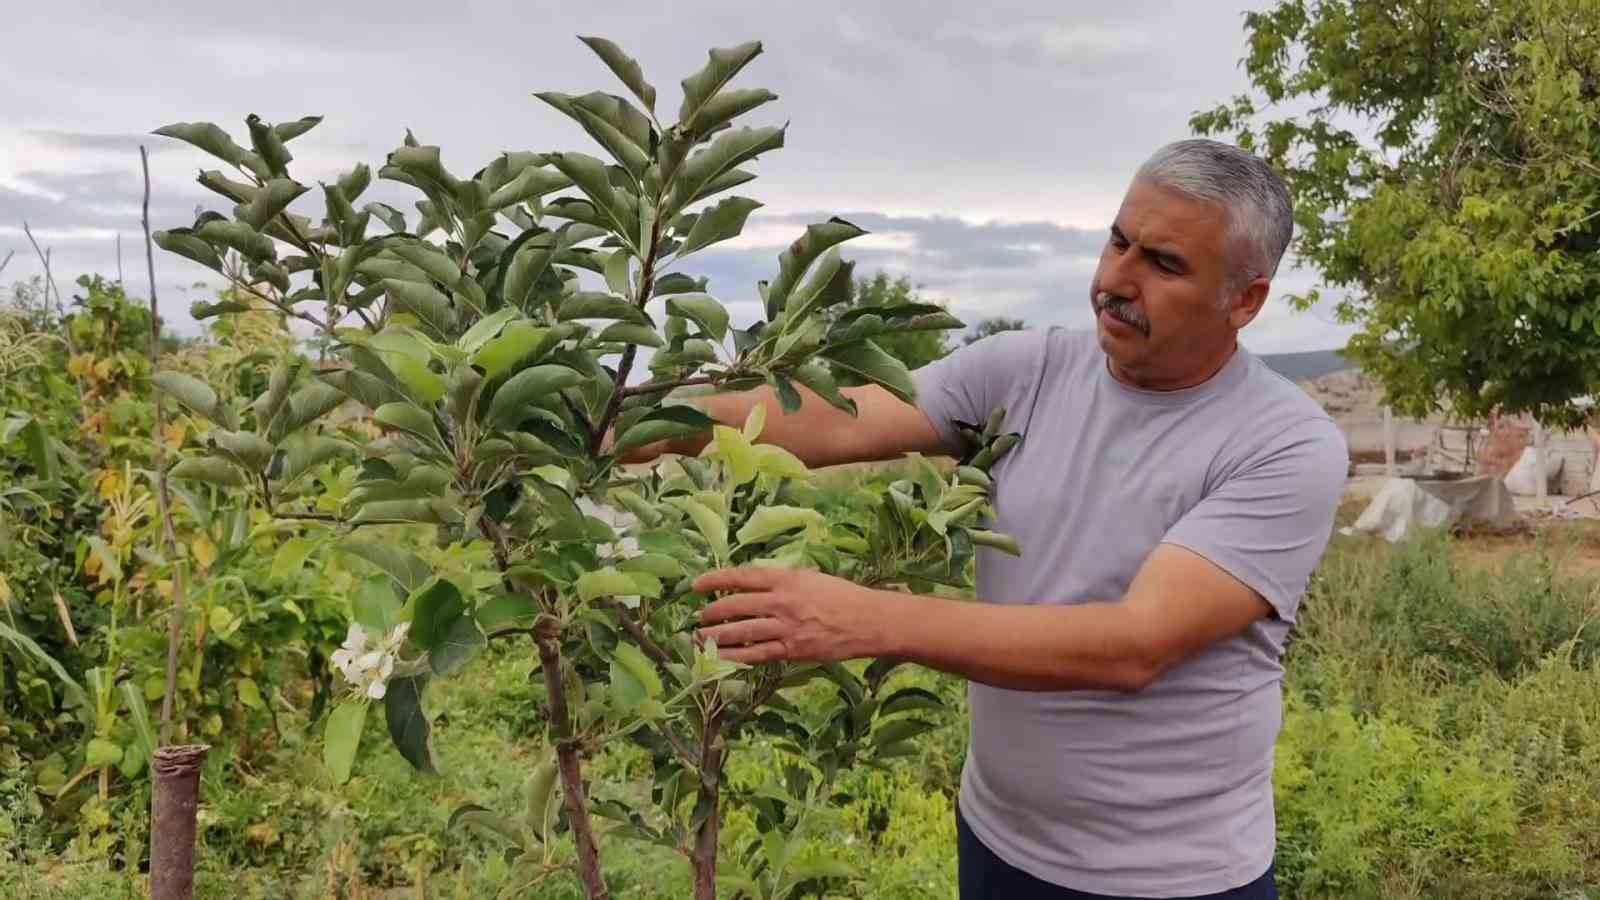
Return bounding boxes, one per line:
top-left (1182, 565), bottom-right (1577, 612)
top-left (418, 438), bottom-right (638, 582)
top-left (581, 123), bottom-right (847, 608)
top-left (22, 224), bottom-right (83, 385)
top-left (619, 375), bottom-right (718, 399)
top-left (691, 700), bottom-right (726, 900)
top-left (536, 622), bottom-right (610, 900)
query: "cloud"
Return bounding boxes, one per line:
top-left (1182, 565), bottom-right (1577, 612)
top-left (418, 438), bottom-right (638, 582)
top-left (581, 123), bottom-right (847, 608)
top-left (0, 0), bottom-right (1341, 349)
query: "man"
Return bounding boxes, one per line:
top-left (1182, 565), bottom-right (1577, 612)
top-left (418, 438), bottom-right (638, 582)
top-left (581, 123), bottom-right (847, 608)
top-left (633, 139), bottom-right (1348, 899)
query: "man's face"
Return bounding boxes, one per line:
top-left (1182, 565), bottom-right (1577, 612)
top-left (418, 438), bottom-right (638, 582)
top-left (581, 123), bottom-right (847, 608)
top-left (1089, 178), bottom-right (1267, 390)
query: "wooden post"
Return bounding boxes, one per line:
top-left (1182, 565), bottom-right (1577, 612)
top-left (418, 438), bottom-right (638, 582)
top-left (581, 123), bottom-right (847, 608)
top-left (1383, 406), bottom-right (1396, 476)
top-left (150, 744), bottom-right (210, 900)
top-left (1534, 421), bottom-right (1548, 505)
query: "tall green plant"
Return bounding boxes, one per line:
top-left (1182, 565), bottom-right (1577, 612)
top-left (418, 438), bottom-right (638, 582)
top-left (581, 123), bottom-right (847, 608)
top-left (150, 38), bottom-right (1016, 899)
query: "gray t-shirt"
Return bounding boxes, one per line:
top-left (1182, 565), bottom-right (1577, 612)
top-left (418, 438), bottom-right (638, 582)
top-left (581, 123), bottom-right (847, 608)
top-left (912, 326), bottom-right (1347, 897)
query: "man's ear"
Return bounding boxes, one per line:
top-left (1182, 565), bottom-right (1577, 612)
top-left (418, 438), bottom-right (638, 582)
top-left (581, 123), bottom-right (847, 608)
top-left (1227, 277), bottom-right (1271, 329)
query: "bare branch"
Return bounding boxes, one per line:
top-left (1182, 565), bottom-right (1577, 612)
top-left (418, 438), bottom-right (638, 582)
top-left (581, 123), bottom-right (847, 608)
top-left (620, 375), bottom-right (718, 399)
top-left (0, 249), bottom-right (13, 278)
top-left (22, 224), bottom-right (80, 362)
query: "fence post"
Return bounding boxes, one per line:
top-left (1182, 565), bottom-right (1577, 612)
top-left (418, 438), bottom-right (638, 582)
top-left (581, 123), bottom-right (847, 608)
top-left (1383, 406), bottom-right (1396, 476)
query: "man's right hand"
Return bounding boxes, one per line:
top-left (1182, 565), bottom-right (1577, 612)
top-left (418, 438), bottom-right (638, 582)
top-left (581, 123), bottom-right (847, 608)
top-left (608, 382), bottom-right (948, 469)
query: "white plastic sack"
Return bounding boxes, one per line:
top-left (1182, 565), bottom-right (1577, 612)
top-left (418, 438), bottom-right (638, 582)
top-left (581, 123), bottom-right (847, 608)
top-left (1342, 476), bottom-right (1520, 543)
top-left (1503, 446), bottom-right (1563, 496)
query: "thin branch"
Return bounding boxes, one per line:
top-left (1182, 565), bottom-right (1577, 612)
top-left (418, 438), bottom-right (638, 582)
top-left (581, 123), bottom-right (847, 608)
top-left (22, 224), bottom-right (81, 363)
top-left (619, 375), bottom-right (718, 399)
top-left (0, 249), bottom-right (13, 278)
top-left (143, 147), bottom-right (189, 747)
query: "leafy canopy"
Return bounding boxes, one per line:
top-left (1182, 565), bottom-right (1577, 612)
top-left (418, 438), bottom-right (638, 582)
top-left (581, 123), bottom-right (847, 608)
top-left (1193, 0), bottom-right (1600, 428)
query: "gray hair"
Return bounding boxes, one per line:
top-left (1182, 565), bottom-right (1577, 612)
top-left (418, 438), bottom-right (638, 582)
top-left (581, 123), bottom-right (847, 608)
top-left (1134, 139), bottom-right (1294, 294)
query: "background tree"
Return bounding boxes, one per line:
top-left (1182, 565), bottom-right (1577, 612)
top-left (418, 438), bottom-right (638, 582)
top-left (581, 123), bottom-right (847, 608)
top-left (821, 272), bottom-right (954, 383)
top-left (1193, 0), bottom-right (1600, 428)
top-left (963, 316), bottom-right (1027, 346)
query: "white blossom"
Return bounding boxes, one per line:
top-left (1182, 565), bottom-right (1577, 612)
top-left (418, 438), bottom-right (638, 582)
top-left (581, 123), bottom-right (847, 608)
top-left (330, 621), bottom-right (411, 699)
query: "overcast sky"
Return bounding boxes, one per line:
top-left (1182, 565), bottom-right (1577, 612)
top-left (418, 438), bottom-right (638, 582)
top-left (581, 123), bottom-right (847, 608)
top-left (0, 0), bottom-right (1353, 354)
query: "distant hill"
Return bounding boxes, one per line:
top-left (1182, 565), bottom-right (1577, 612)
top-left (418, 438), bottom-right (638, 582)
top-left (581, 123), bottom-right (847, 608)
top-left (1258, 348), bottom-right (1353, 382)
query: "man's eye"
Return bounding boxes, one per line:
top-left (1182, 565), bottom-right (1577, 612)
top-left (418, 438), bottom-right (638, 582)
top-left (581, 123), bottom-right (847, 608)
top-left (1156, 257), bottom-right (1180, 273)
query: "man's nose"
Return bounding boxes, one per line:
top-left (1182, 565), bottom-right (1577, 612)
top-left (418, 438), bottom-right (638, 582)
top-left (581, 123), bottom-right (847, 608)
top-left (1099, 248), bottom-right (1141, 300)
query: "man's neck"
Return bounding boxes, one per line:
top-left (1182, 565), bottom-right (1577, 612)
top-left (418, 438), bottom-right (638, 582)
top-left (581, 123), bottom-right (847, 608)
top-left (1108, 339), bottom-right (1240, 392)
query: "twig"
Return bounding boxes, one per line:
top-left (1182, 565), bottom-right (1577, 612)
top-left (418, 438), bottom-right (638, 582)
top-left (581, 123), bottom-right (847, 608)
top-left (690, 701), bottom-right (726, 900)
top-left (619, 375), bottom-right (718, 399)
top-left (116, 233), bottom-right (124, 286)
top-left (22, 224), bottom-right (81, 363)
top-left (0, 249), bottom-right (13, 278)
top-left (143, 146), bottom-right (189, 746)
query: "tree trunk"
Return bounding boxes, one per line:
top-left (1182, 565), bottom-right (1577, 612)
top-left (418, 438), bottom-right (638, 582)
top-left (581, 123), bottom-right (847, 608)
top-left (692, 706), bottom-right (726, 900)
top-left (149, 744), bottom-right (210, 900)
top-left (536, 631), bottom-right (609, 900)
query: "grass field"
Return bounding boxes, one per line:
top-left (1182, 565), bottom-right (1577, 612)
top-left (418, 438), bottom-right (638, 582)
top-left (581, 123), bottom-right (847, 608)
top-left (5, 503), bottom-right (1600, 899)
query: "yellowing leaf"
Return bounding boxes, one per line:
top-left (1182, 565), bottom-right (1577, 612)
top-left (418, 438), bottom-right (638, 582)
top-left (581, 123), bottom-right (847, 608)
top-left (0, 573), bottom-right (12, 608)
top-left (711, 424), bottom-right (757, 485)
top-left (163, 421), bottom-right (186, 449)
top-left (742, 399), bottom-right (766, 441)
top-left (236, 678), bottom-right (264, 710)
top-left (190, 532), bottom-right (218, 571)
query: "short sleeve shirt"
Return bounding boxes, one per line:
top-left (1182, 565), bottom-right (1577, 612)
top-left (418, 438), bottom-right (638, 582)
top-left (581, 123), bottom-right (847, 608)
top-left (912, 326), bottom-right (1347, 896)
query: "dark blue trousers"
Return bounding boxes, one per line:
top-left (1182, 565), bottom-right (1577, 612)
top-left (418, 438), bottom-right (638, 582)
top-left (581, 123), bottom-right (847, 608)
top-left (957, 807), bottom-right (1279, 900)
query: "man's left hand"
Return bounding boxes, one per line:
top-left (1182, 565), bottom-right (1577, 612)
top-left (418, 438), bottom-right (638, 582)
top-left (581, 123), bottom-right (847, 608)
top-left (692, 567), bottom-right (901, 665)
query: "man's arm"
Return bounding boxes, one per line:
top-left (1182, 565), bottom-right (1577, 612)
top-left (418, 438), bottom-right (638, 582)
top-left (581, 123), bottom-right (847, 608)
top-left (692, 543), bottom-right (1270, 693)
top-left (620, 382), bottom-right (949, 468)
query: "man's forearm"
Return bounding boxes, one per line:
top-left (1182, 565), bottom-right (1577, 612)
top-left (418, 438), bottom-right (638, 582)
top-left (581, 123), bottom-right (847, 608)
top-left (873, 591), bottom-right (1159, 693)
top-left (663, 384), bottom-right (932, 469)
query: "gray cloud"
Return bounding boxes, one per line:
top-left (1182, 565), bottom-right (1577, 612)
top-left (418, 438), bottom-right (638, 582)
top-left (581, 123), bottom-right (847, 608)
top-left (1, 0), bottom-right (1343, 350)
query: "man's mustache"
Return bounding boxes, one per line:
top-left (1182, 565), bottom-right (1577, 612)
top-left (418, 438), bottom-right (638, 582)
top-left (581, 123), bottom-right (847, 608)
top-left (1095, 291), bottom-right (1150, 335)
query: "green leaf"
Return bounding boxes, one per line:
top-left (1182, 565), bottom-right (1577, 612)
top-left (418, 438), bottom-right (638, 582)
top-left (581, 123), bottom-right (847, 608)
top-left (169, 457), bottom-right (246, 488)
top-left (153, 121), bottom-right (249, 167)
top-left (618, 553), bottom-right (685, 579)
top-left (321, 369), bottom-right (408, 412)
top-left (486, 365), bottom-right (585, 428)
top-left (352, 575), bottom-right (403, 632)
top-left (538, 92), bottom-right (653, 178)
top-left (252, 358), bottom-right (300, 427)
top-left (383, 279), bottom-right (457, 339)
top-left (365, 202), bottom-right (408, 233)
top-left (556, 291), bottom-right (651, 325)
top-left (448, 804), bottom-right (525, 846)
top-left (603, 249), bottom-right (632, 298)
top-left (666, 496), bottom-right (728, 563)
top-left (270, 536), bottom-right (316, 581)
top-left (0, 622), bottom-right (83, 709)
top-left (665, 293), bottom-right (729, 341)
top-left (236, 677), bottom-right (264, 710)
top-left (269, 380), bottom-right (349, 441)
top-left (674, 196), bottom-right (762, 258)
top-left (384, 674), bottom-right (437, 774)
top-left (484, 164), bottom-right (571, 211)
top-left (153, 371), bottom-right (237, 429)
top-left (613, 642), bottom-right (662, 698)
top-left (85, 738), bottom-right (122, 769)
top-left (823, 340), bottom-right (915, 404)
top-left (197, 218), bottom-right (276, 261)
top-left (209, 430), bottom-right (272, 472)
top-left (610, 657), bottom-right (647, 709)
top-left (409, 578), bottom-right (466, 654)
top-left (653, 273), bottom-right (709, 296)
top-left (611, 406), bottom-right (715, 456)
top-left (153, 229), bottom-right (225, 273)
top-left (373, 402), bottom-right (446, 452)
top-left (237, 177), bottom-right (308, 230)
top-left (878, 686), bottom-right (945, 717)
top-left (336, 161), bottom-right (372, 201)
top-left (766, 219), bottom-right (867, 318)
top-left (597, 322), bottom-right (664, 347)
top-left (548, 152), bottom-right (632, 237)
top-left (678, 41), bottom-right (763, 129)
top-left (473, 323), bottom-right (555, 378)
top-left (246, 114), bottom-right (293, 177)
top-left (577, 567), bottom-right (649, 603)
top-left (477, 592), bottom-right (539, 636)
top-left (16, 418), bottom-right (60, 482)
top-left (273, 115), bottom-right (323, 143)
top-left (788, 362), bottom-right (856, 415)
top-left (579, 36), bottom-right (657, 112)
top-left (871, 717), bottom-right (939, 748)
top-left (968, 529), bottom-right (1022, 557)
top-left (324, 699), bottom-right (367, 785)
top-left (339, 540), bottom-right (432, 595)
top-left (670, 126), bottom-right (785, 216)
top-left (735, 506), bottom-right (825, 546)
top-left (687, 168), bottom-right (757, 205)
top-left (685, 88), bottom-right (779, 137)
top-left (783, 250), bottom-right (855, 324)
top-left (120, 682), bottom-right (155, 771)
top-left (197, 169), bottom-right (258, 204)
